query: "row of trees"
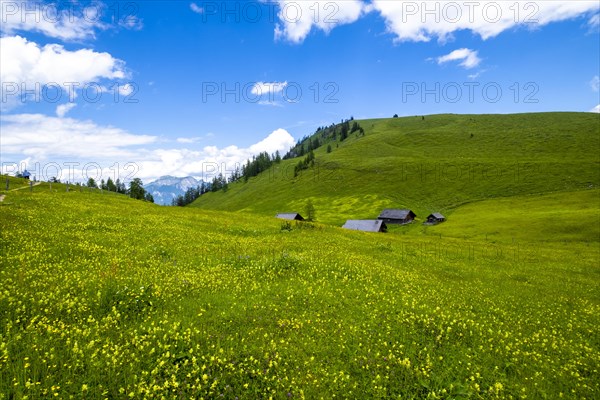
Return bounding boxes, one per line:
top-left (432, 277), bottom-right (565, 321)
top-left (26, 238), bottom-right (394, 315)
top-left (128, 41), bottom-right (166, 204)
top-left (197, 151), bottom-right (284, 197)
top-left (241, 151), bottom-right (282, 182)
top-left (171, 183), bottom-right (211, 206)
top-left (294, 150), bottom-right (315, 177)
top-left (283, 117), bottom-right (364, 160)
top-left (86, 177), bottom-right (154, 203)
top-left (171, 116), bottom-right (366, 203)
top-left (91, 177), bottom-right (127, 193)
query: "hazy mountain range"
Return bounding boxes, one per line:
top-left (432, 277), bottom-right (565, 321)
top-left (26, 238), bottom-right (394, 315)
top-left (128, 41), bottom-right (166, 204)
top-left (145, 176), bottom-right (202, 205)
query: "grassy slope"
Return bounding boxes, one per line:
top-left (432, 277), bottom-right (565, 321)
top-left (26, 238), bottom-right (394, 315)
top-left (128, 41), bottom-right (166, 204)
top-left (1, 180), bottom-right (599, 398)
top-left (191, 112), bottom-right (600, 226)
top-left (0, 176), bottom-right (32, 194)
top-left (1, 112), bottom-right (599, 398)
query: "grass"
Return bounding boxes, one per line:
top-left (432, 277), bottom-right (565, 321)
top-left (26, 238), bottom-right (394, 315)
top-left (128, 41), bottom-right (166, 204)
top-left (191, 112), bottom-right (600, 227)
top-left (1, 112), bottom-right (599, 398)
top-left (0, 176), bottom-right (32, 194)
top-left (1, 180), bottom-right (599, 399)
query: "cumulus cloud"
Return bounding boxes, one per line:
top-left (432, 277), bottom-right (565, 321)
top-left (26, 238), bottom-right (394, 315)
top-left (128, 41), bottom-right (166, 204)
top-left (0, 0), bottom-right (106, 40)
top-left (108, 128), bottom-right (296, 181)
top-left (371, 1), bottom-right (600, 42)
top-left (1, 113), bottom-right (296, 183)
top-left (56, 103), bottom-right (76, 118)
top-left (251, 81), bottom-right (288, 96)
top-left (1, 113), bottom-right (157, 160)
top-left (168, 129), bottom-right (295, 176)
top-left (270, 1), bottom-right (598, 43)
top-left (0, 35), bottom-right (126, 108)
top-left (591, 104), bottom-right (600, 113)
top-left (437, 48), bottom-right (481, 69)
top-left (248, 128), bottom-right (296, 154)
top-left (273, 0), bottom-right (366, 43)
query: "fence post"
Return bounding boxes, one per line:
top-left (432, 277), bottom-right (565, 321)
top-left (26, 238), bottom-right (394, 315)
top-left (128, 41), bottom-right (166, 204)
top-left (66, 183), bottom-right (69, 192)
top-left (5, 177), bottom-right (8, 190)
top-left (30, 181), bottom-right (33, 192)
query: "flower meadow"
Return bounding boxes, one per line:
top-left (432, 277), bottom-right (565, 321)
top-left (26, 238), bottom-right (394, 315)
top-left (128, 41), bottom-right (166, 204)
top-left (1, 185), bottom-right (599, 399)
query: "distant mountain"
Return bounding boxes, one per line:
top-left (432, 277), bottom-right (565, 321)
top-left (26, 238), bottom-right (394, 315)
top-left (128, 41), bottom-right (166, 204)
top-left (145, 176), bottom-right (201, 205)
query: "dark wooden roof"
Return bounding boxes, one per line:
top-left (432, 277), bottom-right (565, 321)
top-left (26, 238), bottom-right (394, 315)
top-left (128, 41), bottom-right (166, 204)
top-left (342, 220), bottom-right (387, 233)
top-left (276, 213), bottom-right (304, 221)
top-left (378, 209), bottom-right (415, 220)
top-left (429, 213), bottom-right (445, 219)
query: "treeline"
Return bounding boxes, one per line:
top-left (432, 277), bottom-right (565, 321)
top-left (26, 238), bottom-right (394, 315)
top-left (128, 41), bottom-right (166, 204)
top-left (171, 182), bottom-right (211, 206)
top-left (173, 116), bottom-right (364, 202)
top-left (172, 150), bottom-right (284, 204)
top-left (283, 117), bottom-right (364, 160)
top-left (241, 151), bottom-right (282, 182)
top-left (86, 177), bottom-right (154, 203)
top-left (294, 150), bottom-right (315, 177)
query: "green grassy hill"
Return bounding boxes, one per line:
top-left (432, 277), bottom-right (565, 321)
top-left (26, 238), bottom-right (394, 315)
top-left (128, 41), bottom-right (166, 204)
top-left (0, 176), bottom-right (33, 194)
top-left (1, 182), bottom-right (599, 398)
top-left (1, 112), bottom-right (599, 398)
top-left (191, 112), bottom-right (600, 227)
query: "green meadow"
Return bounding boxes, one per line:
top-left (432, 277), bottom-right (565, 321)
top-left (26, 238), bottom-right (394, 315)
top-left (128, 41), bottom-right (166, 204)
top-left (192, 113), bottom-right (599, 227)
top-left (1, 112), bottom-right (599, 399)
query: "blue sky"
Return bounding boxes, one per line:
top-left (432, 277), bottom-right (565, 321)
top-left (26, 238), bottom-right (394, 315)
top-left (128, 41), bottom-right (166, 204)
top-left (1, 0), bottom-right (599, 183)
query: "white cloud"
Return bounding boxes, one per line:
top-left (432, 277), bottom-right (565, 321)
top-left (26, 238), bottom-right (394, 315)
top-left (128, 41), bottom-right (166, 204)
top-left (251, 81), bottom-right (288, 96)
top-left (0, 0), bottom-right (106, 40)
top-left (372, 1), bottom-right (600, 43)
top-left (0, 36), bottom-right (126, 108)
top-left (176, 137), bottom-right (205, 144)
top-left (591, 76), bottom-right (600, 92)
top-left (56, 103), bottom-right (76, 118)
top-left (273, 0), bottom-right (366, 43)
top-left (190, 3), bottom-right (204, 14)
top-left (0, 113), bottom-right (156, 160)
top-left (1, 113), bottom-right (296, 183)
top-left (119, 128), bottom-right (296, 181)
top-left (437, 48), bottom-right (481, 69)
top-left (249, 128), bottom-right (296, 154)
top-left (591, 104), bottom-right (600, 113)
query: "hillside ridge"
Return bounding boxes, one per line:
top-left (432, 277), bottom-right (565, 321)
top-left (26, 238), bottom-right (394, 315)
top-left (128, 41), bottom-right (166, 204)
top-left (191, 112), bottom-right (600, 226)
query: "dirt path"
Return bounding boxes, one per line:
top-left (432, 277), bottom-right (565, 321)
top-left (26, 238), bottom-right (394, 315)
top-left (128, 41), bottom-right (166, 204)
top-left (1, 181), bottom-right (42, 202)
top-left (8, 181), bottom-right (41, 191)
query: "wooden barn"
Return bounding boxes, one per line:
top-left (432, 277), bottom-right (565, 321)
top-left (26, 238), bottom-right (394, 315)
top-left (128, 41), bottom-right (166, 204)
top-left (276, 213), bottom-right (305, 221)
top-left (378, 209), bottom-right (416, 225)
top-left (426, 213), bottom-right (446, 224)
top-left (342, 220), bottom-right (388, 233)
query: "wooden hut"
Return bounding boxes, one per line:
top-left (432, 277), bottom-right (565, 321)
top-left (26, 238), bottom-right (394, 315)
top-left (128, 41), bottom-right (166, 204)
top-left (426, 213), bottom-right (446, 224)
top-left (378, 209), bottom-right (416, 225)
top-left (276, 213), bottom-right (305, 221)
top-left (342, 220), bottom-right (387, 233)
